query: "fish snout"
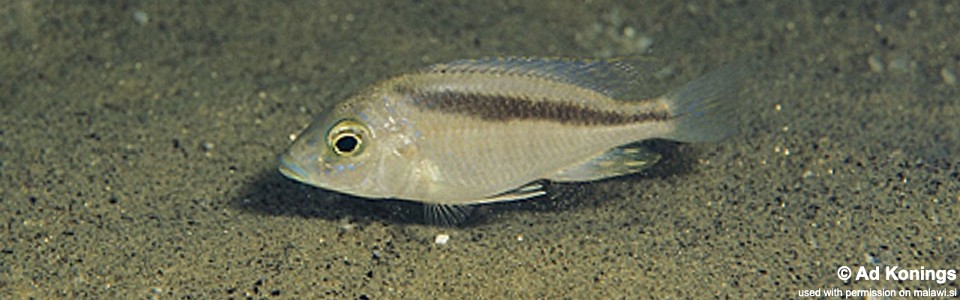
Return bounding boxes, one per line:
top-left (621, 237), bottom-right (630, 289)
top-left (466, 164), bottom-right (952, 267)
top-left (278, 153), bottom-right (309, 182)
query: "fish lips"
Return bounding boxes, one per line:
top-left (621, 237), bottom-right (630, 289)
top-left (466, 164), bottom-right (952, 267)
top-left (277, 153), bottom-right (310, 183)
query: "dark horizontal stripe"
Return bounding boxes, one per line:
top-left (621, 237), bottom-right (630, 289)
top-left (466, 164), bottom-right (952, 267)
top-left (400, 87), bottom-right (671, 126)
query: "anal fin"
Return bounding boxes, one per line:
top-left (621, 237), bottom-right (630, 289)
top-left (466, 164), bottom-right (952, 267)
top-left (473, 183), bottom-right (546, 204)
top-left (547, 144), bottom-right (661, 182)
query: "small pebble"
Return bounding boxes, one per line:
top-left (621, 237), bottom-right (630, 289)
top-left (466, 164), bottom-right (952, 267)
top-left (635, 36), bottom-right (654, 53)
top-left (133, 10), bottom-right (149, 25)
top-left (940, 66), bottom-right (957, 85)
top-left (434, 234), bottom-right (450, 245)
top-left (867, 55), bottom-right (884, 73)
top-left (888, 57), bottom-right (912, 72)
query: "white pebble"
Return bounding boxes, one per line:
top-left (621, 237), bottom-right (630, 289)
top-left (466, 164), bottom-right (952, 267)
top-left (867, 55), bottom-right (884, 73)
top-left (434, 234), bottom-right (450, 245)
top-left (635, 36), bottom-right (654, 53)
top-left (941, 67), bottom-right (957, 85)
top-left (888, 57), bottom-right (912, 72)
top-left (133, 10), bottom-right (149, 25)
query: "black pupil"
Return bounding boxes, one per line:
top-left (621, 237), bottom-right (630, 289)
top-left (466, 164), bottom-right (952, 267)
top-left (334, 134), bottom-right (359, 153)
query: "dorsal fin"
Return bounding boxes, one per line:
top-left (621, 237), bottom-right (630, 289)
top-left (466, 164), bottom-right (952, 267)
top-left (422, 57), bottom-right (662, 100)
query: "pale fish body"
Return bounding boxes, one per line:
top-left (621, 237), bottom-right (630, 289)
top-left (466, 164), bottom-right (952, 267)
top-left (279, 57), bottom-right (744, 223)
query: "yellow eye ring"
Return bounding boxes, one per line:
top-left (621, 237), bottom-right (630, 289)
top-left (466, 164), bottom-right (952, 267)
top-left (327, 119), bottom-right (368, 156)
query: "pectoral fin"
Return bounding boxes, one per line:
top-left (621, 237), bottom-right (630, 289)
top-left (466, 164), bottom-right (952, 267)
top-left (424, 203), bottom-right (475, 225)
top-left (547, 145), bottom-right (661, 182)
top-left (423, 183), bottom-right (546, 225)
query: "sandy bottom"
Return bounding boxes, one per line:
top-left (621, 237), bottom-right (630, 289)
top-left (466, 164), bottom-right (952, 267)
top-left (2, 1), bottom-right (958, 298)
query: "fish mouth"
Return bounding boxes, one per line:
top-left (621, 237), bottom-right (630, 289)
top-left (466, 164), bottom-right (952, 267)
top-left (277, 153), bottom-right (308, 182)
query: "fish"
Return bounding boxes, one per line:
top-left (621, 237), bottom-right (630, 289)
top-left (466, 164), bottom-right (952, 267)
top-left (278, 57), bottom-right (745, 224)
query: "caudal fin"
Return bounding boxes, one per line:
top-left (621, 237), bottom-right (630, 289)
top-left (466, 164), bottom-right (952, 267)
top-left (662, 62), bottom-right (746, 143)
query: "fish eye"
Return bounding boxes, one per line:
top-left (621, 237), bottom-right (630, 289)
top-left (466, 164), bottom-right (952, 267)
top-left (334, 134), bottom-right (359, 153)
top-left (327, 119), bottom-right (368, 156)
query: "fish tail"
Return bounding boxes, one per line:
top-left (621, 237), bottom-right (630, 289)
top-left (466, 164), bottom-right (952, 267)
top-left (662, 62), bottom-right (746, 143)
